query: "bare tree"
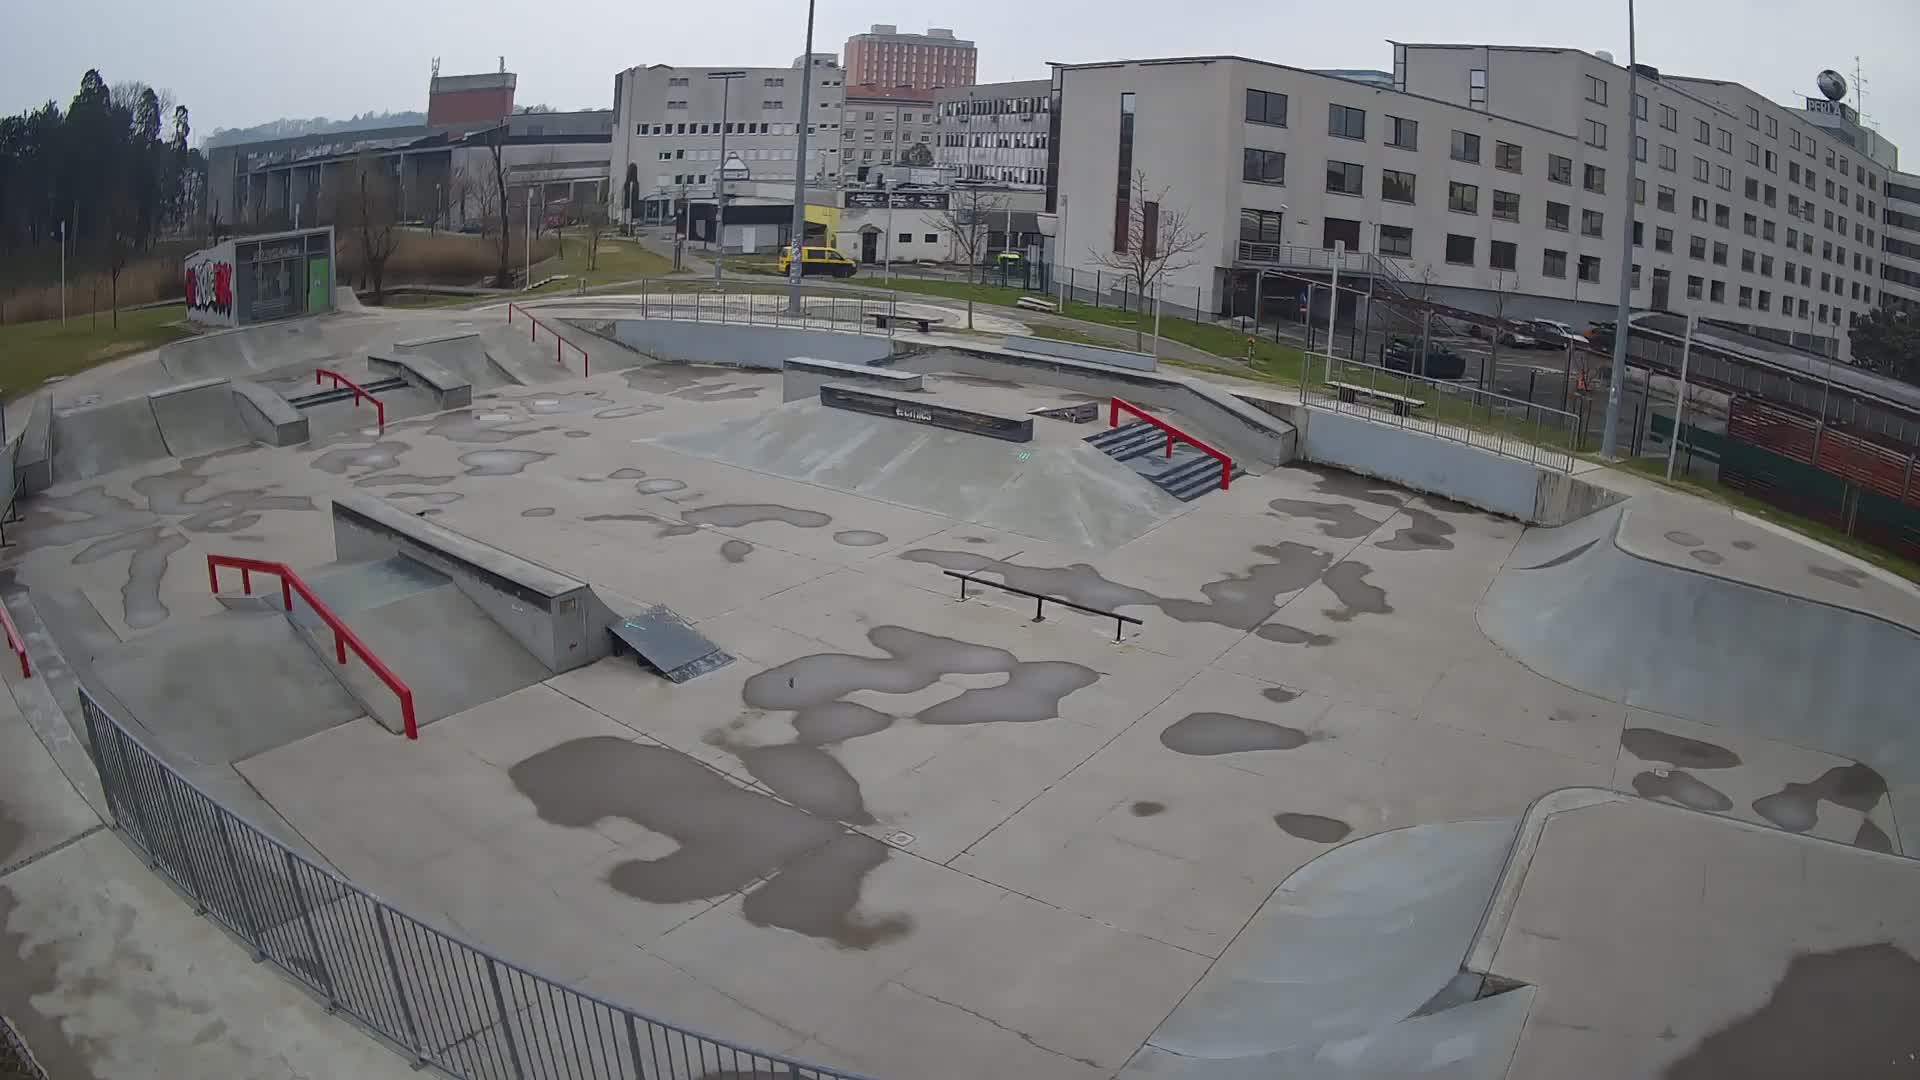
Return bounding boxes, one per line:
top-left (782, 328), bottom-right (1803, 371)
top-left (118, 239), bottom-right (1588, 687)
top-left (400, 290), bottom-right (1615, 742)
top-left (580, 200), bottom-right (610, 274)
top-left (335, 153), bottom-right (400, 302)
top-left (932, 185), bottom-right (1006, 284)
top-left (1085, 169), bottom-right (1209, 349)
top-left (481, 128), bottom-right (513, 288)
top-left (1483, 270), bottom-right (1513, 391)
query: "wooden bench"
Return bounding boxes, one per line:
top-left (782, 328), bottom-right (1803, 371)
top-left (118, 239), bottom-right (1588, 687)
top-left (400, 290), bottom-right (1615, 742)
top-left (866, 311), bottom-right (943, 333)
top-left (1016, 295), bottom-right (1059, 313)
top-left (1327, 380), bottom-right (1427, 417)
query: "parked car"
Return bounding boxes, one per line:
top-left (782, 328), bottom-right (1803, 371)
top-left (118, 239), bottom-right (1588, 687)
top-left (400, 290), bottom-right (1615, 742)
top-left (776, 245), bottom-right (859, 278)
top-left (1525, 319), bottom-right (1583, 348)
top-left (1382, 338), bottom-right (1468, 379)
top-left (1586, 321), bottom-right (1617, 351)
top-left (1497, 321), bottom-right (1540, 349)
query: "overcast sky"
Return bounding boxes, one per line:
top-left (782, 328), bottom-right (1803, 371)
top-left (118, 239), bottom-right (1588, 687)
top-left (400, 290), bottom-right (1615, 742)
top-left (5, 0), bottom-right (1916, 159)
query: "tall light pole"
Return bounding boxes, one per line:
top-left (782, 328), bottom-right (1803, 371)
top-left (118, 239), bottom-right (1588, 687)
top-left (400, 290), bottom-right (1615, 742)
top-left (1600, 0), bottom-right (1641, 458)
top-left (785, 0), bottom-right (818, 315)
top-left (709, 70), bottom-right (746, 285)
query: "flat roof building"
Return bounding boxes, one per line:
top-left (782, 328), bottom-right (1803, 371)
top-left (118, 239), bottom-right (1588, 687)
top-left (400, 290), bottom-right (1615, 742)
top-left (935, 79), bottom-right (1052, 190)
top-left (843, 25), bottom-right (976, 91)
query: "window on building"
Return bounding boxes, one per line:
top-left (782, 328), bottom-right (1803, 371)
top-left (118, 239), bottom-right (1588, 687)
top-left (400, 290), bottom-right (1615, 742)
top-left (1758, 290), bottom-right (1771, 311)
top-left (1542, 249), bottom-right (1567, 278)
top-left (1584, 119), bottom-right (1607, 148)
top-left (1634, 220), bottom-right (1644, 246)
top-left (1239, 208), bottom-right (1286, 244)
top-left (1634, 178), bottom-right (1646, 205)
top-left (1657, 186), bottom-right (1676, 212)
top-left (1711, 280), bottom-right (1727, 302)
top-left (1469, 69), bottom-right (1487, 109)
top-left (1687, 275), bottom-right (1704, 299)
top-left (1585, 75), bottom-right (1608, 104)
top-left (1494, 141), bottom-right (1522, 172)
top-left (1378, 224), bottom-right (1413, 257)
top-left (1381, 168), bottom-right (1416, 203)
top-left (1715, 165), bottom-right (1733, 191)
top-left (1656, 227), bottom-right (1674, 252)
top-left (1690, 235), bottom-right (1707, 260)
top-left (1739, 286), bottom-right (1753, 308)
top-left (1712, 241), bottom-right (1728, 266)
top-left (1745, 177), bottom-right (1760, 200)
top-left (1696, 119), bottom-right (1711, 144)
top-left (1742, 249), bottom-right (1757, 272)
top-left (1583, 209), bottom-right (1605, 237)
top-left (1325, 160), bottom-right (1364, 195)
top-left (1746, 141), bottom-right (1761, 165)
top-left (1762, 220), bottom-right (1775, 241)
top-left (1490, 240), bottom-right (1517, 271)
top-left (1549, 155), bottom-right (1573, 184)
top-left (1632, 263), bottom-right (1643, 288)
top-left (1449, 181), bottom-right (1479, 214)
top-left (1245, 88), bottom-right (1288, 127)
top-left (1493, 190), bottom-right (1520, 221)
top-left (1691, 196), bottom-right (1709, 221)
top-left (1635, 94), bottom-right (1648, 120)
top-left (1242, 148), bottom-right (1285, 185)
top-left (1445, 233), bottom-right (1476, 265)
top-left (1451, 130), bottom-right (1481, 163)
top-left (924, 233), bottom-right (938, 243)
top-left (1761, 254), bottom-right (1773, 276)
top-left (1693, 157), bottom-right (1711, 182)
top-left (1584, 164), bottom-right (1606, 194)
top-left (1546, 201), bottom-right (1570, 231)
top-left (1328, 103), bottom-right (1367, 140)
top-left (1746, 105), bottom-right (1760, 129)
top-left (1767, 116), bottom-right (1779, 139)
top-left (1744, 213), bottom-right (1758, 236)
top-left (1660, 103), bottom-right (1678, 131)
top-left (1764, 150), bottom-right (1777, 173)
top-left (1113, 92), bottom-right (1135, 253)
top-left (1715, 204), bottom-right (1731, 228)
top-left (1635, 136), bottom-right (1648, 163)
top-left (1387, 116), bottom-right (1418, 149)
top-left (1579, 255), bottom-right (1602, 283)
top-left (1659, 145), bottom-right (1677, 172)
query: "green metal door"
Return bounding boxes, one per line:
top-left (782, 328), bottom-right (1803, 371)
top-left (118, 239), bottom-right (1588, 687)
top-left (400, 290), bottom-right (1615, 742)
top-left (307, 256), bottom-right (331, 313)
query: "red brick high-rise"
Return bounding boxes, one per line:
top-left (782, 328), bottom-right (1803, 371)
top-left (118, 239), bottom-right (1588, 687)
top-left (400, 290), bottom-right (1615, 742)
top-left (842, 25), bottom-right (976, 91)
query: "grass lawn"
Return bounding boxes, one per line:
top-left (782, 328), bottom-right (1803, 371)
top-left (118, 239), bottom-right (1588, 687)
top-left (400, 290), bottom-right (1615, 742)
top-left (1617, 456), bottom-right (1920, 585)
top-left (372, 291), bottom-right (494, 310)
top-left (532, 233), bottom-right (678, 288)
top-left (0, 305), bottom-right (194, 399)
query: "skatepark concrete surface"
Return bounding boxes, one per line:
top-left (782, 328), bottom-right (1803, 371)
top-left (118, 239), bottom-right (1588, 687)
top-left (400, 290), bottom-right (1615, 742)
top-left (4, 300), bottom-right (1920, 1079)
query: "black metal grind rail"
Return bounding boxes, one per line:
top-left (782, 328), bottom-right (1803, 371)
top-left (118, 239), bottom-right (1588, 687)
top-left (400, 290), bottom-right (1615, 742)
top-left (943, 570), bottom-right (1143, 642)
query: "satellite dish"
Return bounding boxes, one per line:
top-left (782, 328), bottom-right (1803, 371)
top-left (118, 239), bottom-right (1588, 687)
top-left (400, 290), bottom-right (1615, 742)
top-left (1816, 69), bottom-right (1847, 102)
top-left (1595, 50), bottom-right (1615, 64)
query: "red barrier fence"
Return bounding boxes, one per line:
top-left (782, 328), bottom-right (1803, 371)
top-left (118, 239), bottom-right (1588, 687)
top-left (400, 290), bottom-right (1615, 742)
top-left (1108, 397), bottom-right (1234, 492)
top-left (507, 302), bottom-right (591, 378)
top-left (207, 555), bottom-right (418, 739)
top-left (0, 599), bottom-right (29, 678)
top-left (315, 368), bottom-right (386, 432)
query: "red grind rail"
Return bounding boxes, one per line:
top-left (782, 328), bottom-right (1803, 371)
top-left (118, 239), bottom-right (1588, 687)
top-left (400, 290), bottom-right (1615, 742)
top-left (507, 302), bottom-right (591, 377)
top-left (207, 555), bottom-right (418, 739)
top-left (1109, 396), bottom-right (1234, 492)
top-left (315, 368), bottom-right (387, 432)
top-left (0, 599), bottom-right (30, 678)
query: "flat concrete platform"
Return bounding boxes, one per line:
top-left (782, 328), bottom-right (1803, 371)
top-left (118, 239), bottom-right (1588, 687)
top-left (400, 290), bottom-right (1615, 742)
top-left (7, 301), bottom-right (1919, 1080)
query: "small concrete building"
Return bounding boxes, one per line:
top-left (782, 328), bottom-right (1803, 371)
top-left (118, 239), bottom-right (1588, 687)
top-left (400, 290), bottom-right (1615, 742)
top-left (183, 227), bottom-right (336, 328)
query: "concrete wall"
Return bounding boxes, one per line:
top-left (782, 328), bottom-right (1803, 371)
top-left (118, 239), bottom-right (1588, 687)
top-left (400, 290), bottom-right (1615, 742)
top-left (1003, 335), bottom-right (1156, 372)
top-left (230, 381), bottom-right (308, 446)
top-left (898, 345), bottom-right (1297, 467)
top-left (605, 319), bottom-right (893, 370)
top-left (183, 240), bottom-right (238, 328)
top-left (330, 494), bottom-right (609, 674)
top-left (15, 396), bottom-right (53, 495)
top-left (782, 357), bottom-right (922, 401)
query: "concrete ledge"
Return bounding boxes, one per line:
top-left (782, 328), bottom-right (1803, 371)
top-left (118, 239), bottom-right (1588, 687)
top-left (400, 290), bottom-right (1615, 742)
top-left (602, 318), bottom-right (893, 370)
top-left (330, 494), bottom-right (610, 673)
top-left (1002, 334), bottom-right (1156, 372)
top-left (15, 394), bottom-right (53, 495)
top-left (820, 383), bottom-right (1033, 442)
top-left (395, 331), bottom-right (481, 348)
top-left (897, 344), bottom-right (1296, 467)
top-left (1461, 787), bottom-right (1624, 978)
top-left (230, 380), bottom-right (308, 446)
top-left (369, 353), bottom-right (473, 409)
top-left (783, 357), bottom-right (922, 402)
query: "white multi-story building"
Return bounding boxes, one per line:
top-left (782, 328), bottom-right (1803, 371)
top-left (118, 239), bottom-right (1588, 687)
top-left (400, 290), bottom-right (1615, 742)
top-left (934, 79), bottom-right (1053, 189)
top-left (1882, 171), bottom-right (1920, 313)
top-left (610, 58), bottom-right (845, 229)
top-left (842, 85), bottom-right (938, 184)
top-left (1048, 44), bottom-right (1900, 362)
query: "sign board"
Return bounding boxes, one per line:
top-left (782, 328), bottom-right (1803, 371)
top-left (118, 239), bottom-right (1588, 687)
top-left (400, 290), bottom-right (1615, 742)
top-left (843, 190), bottom-right (950, 210)
top-left (819, 384), bottom-right (1033, 442)
top-left (1804, 98), bottom-right (1858, 123)
top-left (720, 154), bottom-right (750, 182)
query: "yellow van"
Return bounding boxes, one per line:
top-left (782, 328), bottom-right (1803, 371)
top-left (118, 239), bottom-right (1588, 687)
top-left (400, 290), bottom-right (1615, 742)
top-left (776, 246), bottom-right (859, 278)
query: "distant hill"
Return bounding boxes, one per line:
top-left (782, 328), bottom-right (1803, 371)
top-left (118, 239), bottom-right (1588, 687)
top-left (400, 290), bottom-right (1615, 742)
top-left (203, 110), bottom-right (426, 148)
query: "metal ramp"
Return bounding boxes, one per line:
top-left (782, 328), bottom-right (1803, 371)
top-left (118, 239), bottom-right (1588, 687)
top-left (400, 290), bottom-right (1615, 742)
top-left (607, 605), bottom-right (734, 683)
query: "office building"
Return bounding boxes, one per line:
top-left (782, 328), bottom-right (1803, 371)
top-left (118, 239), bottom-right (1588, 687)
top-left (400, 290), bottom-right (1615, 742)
top-left (842, 84), bottom-right (937, 184)
top-left (935, 79), bottom-right (1052, 189)
top-left (1049, 44), bottom-right (1901, 363)
top-left (843, 25), bottom-right (976, 91)
top-left (1881, 171), bottom-right (1920, 314)
top-left (611, 60), bottom-right (847, 229)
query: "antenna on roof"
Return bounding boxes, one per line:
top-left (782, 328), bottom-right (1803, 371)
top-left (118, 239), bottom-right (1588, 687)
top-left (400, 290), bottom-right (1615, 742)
top-left (431, 56), bottom-right (440, 79)
top-left (498, 55), bottom-right (506, 74)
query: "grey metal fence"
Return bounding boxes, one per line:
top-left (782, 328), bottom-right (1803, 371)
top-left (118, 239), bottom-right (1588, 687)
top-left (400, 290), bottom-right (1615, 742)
top-left (78, 685), bottom-right (872, 1080)
top-left (1302, 352), bottom-right (1580, 472)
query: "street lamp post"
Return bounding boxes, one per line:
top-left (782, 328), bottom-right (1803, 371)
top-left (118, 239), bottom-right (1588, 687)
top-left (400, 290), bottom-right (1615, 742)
top-left (785, 0), bottom-right (818, 315)
top-left (884, 178), bottom-right (896, 286)
top-left (709, 71), bottom-right (746, 286)
top-left (1600, 0), bottom-right (1641, 457)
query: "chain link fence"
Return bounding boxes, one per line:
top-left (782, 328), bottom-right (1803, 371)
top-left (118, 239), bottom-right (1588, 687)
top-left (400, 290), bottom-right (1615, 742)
top-left (78, 684), bottom-right (872, 1080)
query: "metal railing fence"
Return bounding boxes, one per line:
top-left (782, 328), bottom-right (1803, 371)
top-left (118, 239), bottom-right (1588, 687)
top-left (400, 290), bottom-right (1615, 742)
top-left (618, 285), bottom-right (907, 337)
top-left (78, 684), bottom-right (872, 1080)
top-left (1302, 351), bottom-right (1580, 472)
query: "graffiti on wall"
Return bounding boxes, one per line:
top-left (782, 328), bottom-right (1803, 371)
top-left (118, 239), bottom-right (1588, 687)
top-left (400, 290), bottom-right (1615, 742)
top-left (183, 252), bottom-right (235, 327)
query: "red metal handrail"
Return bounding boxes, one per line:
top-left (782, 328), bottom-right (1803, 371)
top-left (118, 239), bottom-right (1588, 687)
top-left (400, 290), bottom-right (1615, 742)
top-left (207, 555), bottom-right (418, 739)
top-left (315, 368), bottom-right (386, 432)
top-left (1109, 397), bottom-right (1234, 492)
top-left (507, 302), bottom-right (591, 378)
top-left (0, 599), bottom-right (30, 678)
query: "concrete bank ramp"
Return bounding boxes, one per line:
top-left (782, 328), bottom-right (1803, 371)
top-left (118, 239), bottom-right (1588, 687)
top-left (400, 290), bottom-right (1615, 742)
top-left (1122, 818), bottom-right (1527, 1079)
top-left (658, 399), bottom-right (1188, 547)
top-left (51, 397), bottom-right (172, 483)
top-left (1479, 502), bottom-right (1920, 850)
top-left (148, 377), bottom-right (253, 457)
top-left (395, 331), bottom-right (528, 391)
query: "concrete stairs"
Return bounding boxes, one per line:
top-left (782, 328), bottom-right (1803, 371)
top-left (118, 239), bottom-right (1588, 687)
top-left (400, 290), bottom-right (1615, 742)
top-left (1085, 422), bottom-right (1243, 501)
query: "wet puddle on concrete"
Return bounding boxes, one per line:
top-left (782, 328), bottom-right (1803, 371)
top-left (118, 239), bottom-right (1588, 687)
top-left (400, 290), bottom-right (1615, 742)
top-left (1752, 763), bottom-right (1889, 837)
top-left (833, 530), bottom-right (889, 547)
top-left (1321, 562), bottom-right (1391, 621)
top-left (353, 473), bottom-right (456, 488)
top-left (720, 540), bottom-right (754, 563)
top-left (72, 526), bottom-right (190, 629)
top-left (459, 450), bottom-right (553, 476)
top-left (1375, 506), bottom-right (1457, 552)
top-left (1621, 728), bottom-right (1742, 769)
top-left (521, 507), bottom-right (557, 518)
top-left (683, 504), bottom-right (831, 530)
top-left (1267, 499), bottom-right (1378, 540)
top-left (1130, 801), bottom-right (1167, 817)
top-left (1160, 712), bottom-right (1315, 755)
top-left (1272, 812), bottom-right (1352, 843)
top-left (509, 736), bottom-right (910, 948)
top-left (1631, 769), bottom-right (1734, 812)
top-left (311, 441), bottom-right (410, 475)
top-left (1808, 564), bottom-right (1869, 589)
